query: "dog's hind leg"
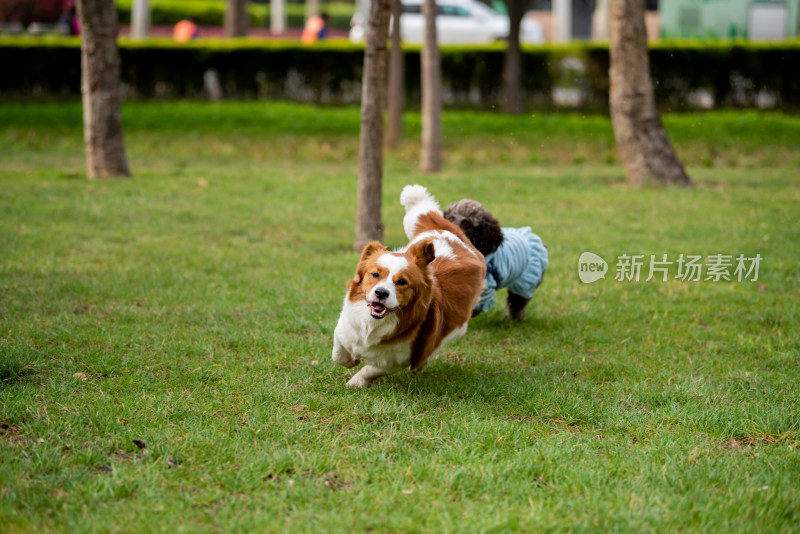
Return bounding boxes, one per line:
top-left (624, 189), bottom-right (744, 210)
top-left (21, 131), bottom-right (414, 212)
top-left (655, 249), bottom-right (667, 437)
top-left (504, 292), bottom-right (531, 321)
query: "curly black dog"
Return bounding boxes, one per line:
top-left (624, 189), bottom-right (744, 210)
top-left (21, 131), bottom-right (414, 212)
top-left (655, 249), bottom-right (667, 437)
top-left (444, 199), bottom-right (548, 321)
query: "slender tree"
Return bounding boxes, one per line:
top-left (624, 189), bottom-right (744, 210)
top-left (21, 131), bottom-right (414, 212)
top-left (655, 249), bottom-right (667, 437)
top-left (131, 0), bottom-right (150, 39)
top-left (385, 0), bottom-right (404, 148)
top-left (225, 0), bottom-right (249, 37)
top-left (76, 0), bottom-right (131, 179)
top-left (501, 0), bottom-right (526, 114)
top-left (609, 0), bottom-right (692, 186)
top-left (354, 0), bottom-right (392, 251)
top-left (270, 0), bottom-right (286, 33)
top-left (592, 0), bottom-right (610, 40)
top-left (420, 0), bottom-right (442, 172)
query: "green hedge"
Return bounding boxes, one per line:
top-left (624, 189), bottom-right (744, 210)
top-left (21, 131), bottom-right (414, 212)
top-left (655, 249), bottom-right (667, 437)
top-left (2, 38), bottom-right (799, 111)
top-left (114, 0), bottom-right (355, 30)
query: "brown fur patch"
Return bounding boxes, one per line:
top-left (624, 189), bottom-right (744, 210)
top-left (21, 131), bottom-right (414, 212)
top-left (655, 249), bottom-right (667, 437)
top-left (407, 213), bottom-right (486, 372)
top-left (347, 241), bottom-right (387, 303)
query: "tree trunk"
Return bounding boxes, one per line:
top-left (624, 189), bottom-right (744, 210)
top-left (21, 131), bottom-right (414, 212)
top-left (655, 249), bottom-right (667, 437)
top-left (592, 0), bottom-right (610, 41)
top-left (225, 0), bottom-right (249, 37)
top-left (355, 0), bottom-right (392, 251)
top-left (420, 0), bottom-right (441, 172)
top-left (76, 0), bottom-right (131, 179)
top-left (385, 0), bottom-right (404, 148)
top-left (131, 0), bottom-right (150, 39)
top-left (270, 0), bottom-right (286, 34)
top-left (609, 0), bottom-right (692, 186)
top-left (552, 0), bottom-right (572, 43)
top-left (502, 0), bottom-right (525, 114)
top-left (306, 0), bottom-right (320, 18)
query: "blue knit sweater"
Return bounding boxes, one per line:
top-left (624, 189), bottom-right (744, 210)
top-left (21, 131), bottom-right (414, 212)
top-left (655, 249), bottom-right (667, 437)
top-left (475, 227), bottom-right (548, 313)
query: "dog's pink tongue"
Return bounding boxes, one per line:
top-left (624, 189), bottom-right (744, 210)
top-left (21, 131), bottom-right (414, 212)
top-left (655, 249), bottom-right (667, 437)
top-left (369, 301), bottom-right (393, 318)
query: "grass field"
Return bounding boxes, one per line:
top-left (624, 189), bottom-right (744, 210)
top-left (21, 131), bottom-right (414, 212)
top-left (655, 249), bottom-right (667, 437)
top-left (1, 102), bottom-right (799, 532)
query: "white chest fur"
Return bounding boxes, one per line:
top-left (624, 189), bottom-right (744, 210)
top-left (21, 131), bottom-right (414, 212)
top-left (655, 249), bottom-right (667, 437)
top-left (332, 298), bottom-right (412, 372)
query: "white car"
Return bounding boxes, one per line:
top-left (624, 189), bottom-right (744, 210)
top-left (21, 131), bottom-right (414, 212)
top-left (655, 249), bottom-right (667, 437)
top-left (349, 0), bottom-right (544, 45)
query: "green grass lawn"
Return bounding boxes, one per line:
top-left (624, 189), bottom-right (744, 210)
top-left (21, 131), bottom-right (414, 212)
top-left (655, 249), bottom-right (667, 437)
top-left (1, 102), bottom-right (799, 532)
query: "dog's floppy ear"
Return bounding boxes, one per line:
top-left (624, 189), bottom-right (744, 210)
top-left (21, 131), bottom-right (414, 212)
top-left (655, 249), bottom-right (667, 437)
top-left (352, 241), bottom-right (386, 284)
top-left (360, 241), bottom-right (387, 263)
top-left (409, 239), bottom-right (436, 270)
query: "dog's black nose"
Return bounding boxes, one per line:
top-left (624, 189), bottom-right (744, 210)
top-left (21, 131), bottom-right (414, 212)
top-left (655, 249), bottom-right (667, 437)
top-left (374, 287), bottom-right (390, 300)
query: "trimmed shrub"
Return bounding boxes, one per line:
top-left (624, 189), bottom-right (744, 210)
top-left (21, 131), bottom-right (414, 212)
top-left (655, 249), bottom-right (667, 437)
top-left (1, 37), bottom-right (798, 111)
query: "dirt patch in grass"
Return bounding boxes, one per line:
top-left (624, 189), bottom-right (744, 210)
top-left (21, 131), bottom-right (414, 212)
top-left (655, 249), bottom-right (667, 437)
top-left (0, 422), bottom-right (25, 446)
top-left (723, 434), bottom-right (796, 449)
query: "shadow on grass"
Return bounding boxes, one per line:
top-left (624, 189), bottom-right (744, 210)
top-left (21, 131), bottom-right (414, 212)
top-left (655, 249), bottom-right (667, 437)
top-left (372, 352), bottom-right (572, 404)
top-left (471, 311), bottom-right (568, 335)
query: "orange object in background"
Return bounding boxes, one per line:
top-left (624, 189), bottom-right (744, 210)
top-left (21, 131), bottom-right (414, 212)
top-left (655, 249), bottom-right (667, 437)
top-left (301, 15), bottom-right (325, 44)
top-left (173, 19), bottom-right (198, 42)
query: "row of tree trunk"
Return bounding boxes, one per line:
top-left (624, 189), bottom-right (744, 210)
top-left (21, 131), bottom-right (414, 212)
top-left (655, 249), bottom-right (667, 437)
top-left (354, 0), bottom-right (692, 249)
top-left (75, 0), bottom-right (691, 253)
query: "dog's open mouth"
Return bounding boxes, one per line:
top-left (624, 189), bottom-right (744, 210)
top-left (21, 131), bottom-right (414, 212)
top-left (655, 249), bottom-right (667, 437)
top-left (367, 301), bottom-right (399, 320)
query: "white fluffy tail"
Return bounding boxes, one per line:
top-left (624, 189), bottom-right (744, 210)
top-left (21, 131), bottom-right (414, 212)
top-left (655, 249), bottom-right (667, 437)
top-left (400, 185), bottom-right (434, 210)
top-left (401, 185), bottom-right (441, 240)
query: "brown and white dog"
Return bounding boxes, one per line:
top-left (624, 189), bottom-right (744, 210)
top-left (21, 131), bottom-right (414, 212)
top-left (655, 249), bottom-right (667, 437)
top-left (332, 185), bottom-right (486, 388)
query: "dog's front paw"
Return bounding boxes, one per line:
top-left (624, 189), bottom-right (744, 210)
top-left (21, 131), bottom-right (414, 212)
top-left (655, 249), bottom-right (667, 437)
top-left (345, 374), bottom-right (372, 388)
top-left (333, 354), bottom-right (360, 368)
top-left (332, 341), bottom-right (359, 368)
top-left (345, 365), bottom-right (389, 388)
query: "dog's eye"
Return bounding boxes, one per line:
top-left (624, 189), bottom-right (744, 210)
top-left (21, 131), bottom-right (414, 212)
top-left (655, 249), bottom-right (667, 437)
top-left (371, 272), bottom-right (380, 279)
top-left (460, 220), bottom-right (471, 228)
top-left (396, 278), bottom-right (407, 287)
